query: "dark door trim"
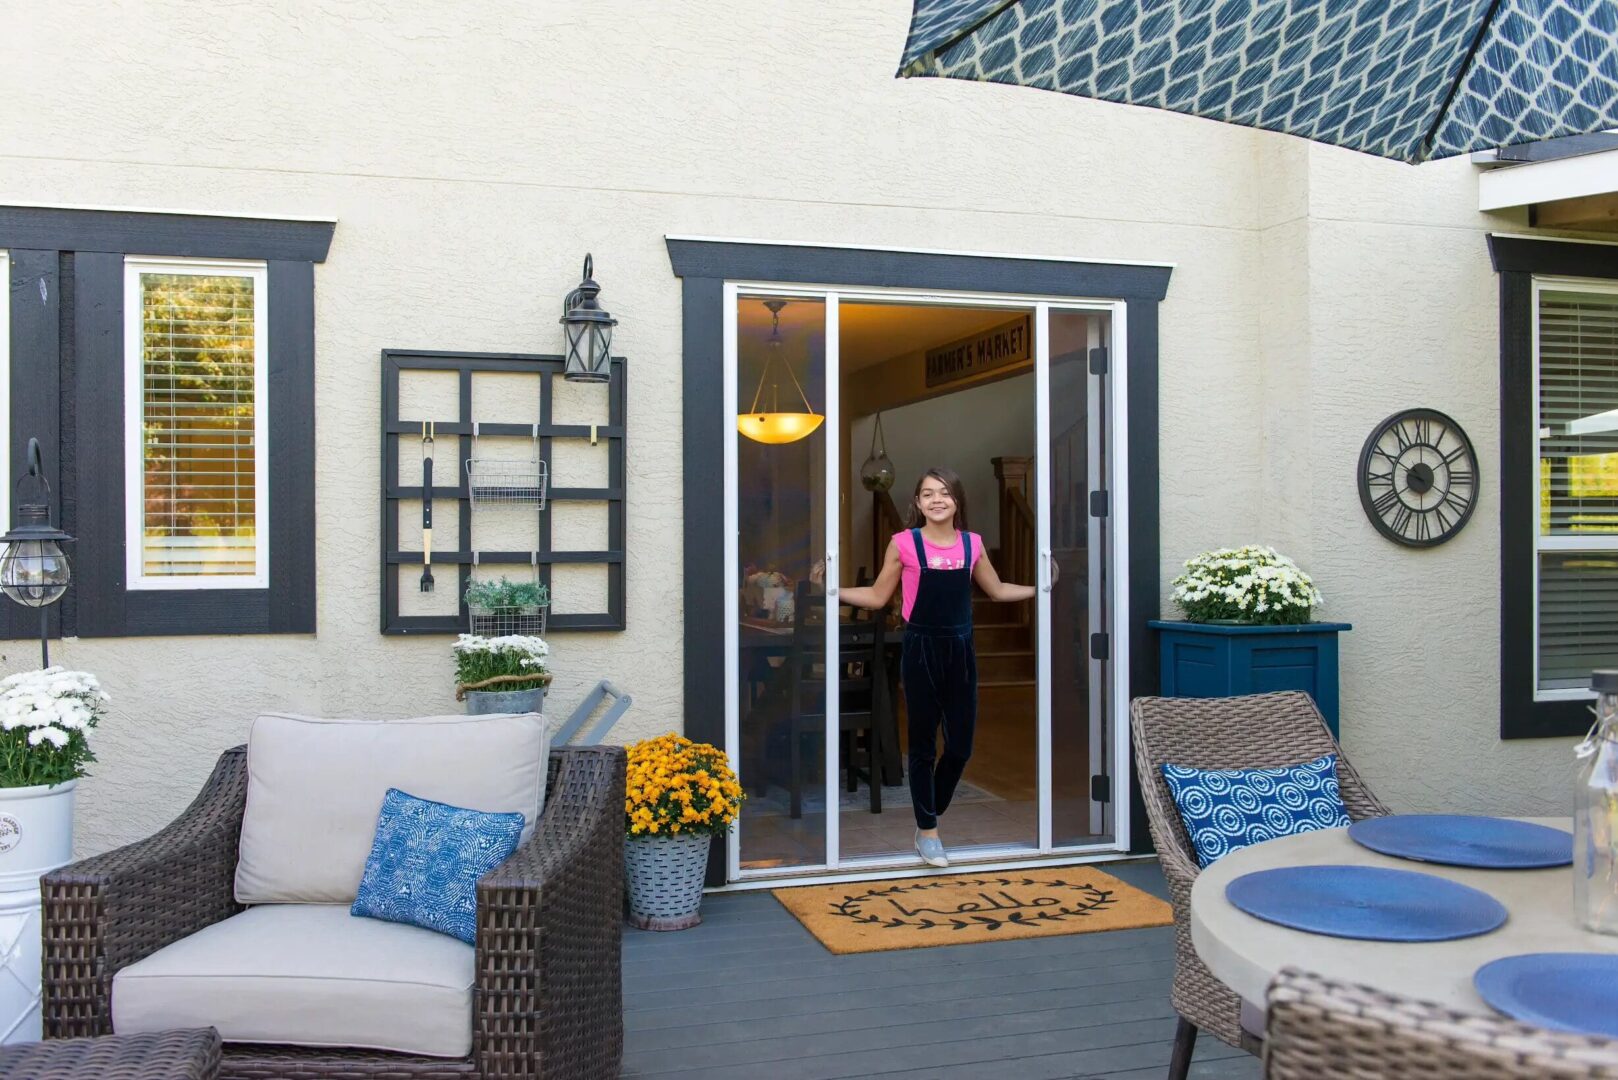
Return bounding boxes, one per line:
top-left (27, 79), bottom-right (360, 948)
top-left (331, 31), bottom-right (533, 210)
top-left (666, 238), bottom-right (1170, 882)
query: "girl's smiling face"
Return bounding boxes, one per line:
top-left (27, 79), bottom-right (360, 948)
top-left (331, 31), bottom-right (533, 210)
top-left (916, 476), bottom-right (957, 527)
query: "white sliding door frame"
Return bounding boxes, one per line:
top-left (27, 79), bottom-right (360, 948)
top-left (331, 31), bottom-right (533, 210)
top-left (724, 281), bottom-right (1132, 884)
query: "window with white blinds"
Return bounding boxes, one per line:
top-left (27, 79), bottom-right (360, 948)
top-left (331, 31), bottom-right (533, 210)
top-left (1535, 281), bottom-right (1618, 692)
top-left (124, 258), bottom-right (268, 589)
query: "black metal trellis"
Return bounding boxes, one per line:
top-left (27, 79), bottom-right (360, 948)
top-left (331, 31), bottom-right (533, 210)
top-left (380, 349), bottom-right (626, 634)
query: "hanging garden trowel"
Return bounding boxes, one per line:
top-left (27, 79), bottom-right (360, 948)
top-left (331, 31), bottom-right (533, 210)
top-left (420, 421), bottom-right (435, 592)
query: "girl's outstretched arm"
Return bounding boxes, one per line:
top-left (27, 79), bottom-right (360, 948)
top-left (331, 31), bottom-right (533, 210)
top-left (835, 538), bottom-right (902, 610)
top-left (973, 551), bottom-right (1043, 602)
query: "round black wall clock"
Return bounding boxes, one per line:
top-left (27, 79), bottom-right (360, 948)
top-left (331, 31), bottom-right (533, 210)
top-left (1357, 408), bottom-right (1478, 547)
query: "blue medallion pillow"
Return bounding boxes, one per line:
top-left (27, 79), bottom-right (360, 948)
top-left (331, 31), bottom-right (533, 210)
top-left (351, 788), bottom-right (526, 944)
top-left (1160, 753), bottom-right (1351, 867)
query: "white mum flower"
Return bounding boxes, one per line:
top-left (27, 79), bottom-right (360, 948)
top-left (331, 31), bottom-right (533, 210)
top-left (28, 726), bottom-right (69, 749)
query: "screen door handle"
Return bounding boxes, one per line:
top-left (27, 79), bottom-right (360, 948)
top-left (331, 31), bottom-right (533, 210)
top-left (1041, 549), bottom-right (1054, 593)
top-left (825, 552), bottom-right (837, 598)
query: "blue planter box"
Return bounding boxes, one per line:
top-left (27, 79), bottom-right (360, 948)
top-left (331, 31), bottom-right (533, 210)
top-left (1147, 620), bottom-right (1352, 738)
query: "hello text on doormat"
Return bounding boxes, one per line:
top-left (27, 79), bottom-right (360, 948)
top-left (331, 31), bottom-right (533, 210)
top-left (772, 869), bottom-right (1172, 954)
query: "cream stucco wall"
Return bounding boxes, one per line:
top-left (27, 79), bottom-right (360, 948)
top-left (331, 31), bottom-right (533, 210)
top-left (1255, 147), bottom-right (1577, 816)
top-left (0, 0), bottom-right (1580, 857)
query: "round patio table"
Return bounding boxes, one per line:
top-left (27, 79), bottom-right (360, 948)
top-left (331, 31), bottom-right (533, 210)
top-left (1190, 817), bottom-right (1618, 1015)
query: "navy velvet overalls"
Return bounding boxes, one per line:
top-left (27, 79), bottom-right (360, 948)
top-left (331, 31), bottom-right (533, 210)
top-left (902, 528), bottom-right (977, 830)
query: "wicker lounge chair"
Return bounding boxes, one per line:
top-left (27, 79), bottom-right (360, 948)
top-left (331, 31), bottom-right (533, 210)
top-left (1265, 967), bottom-right (1618, 1078)
top-left (1130, 691), bottom-right (1390, 1080)
top-left (40, 744), bottom-right (625, 1080)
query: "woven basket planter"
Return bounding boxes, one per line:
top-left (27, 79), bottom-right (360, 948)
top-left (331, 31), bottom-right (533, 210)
top-left (624, 832), bottom-right (711, 931)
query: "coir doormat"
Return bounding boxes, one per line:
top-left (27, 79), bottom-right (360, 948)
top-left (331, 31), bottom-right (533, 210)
top-left (772, 868), bottom-right (1173, 953)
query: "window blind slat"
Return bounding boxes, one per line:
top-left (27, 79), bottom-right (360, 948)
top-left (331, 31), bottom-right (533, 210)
top-left (137, 270), bottom-right (261, 583)
top-left (1538, 291), bottom-right (1618, 536)
top-left (1539, 552), bottom-right (1618, 689)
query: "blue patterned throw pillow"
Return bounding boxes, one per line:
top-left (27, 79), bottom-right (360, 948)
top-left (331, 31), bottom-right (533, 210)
top-left (351, 788), bottom-right (525, 944)
top-left (1160, 753), bottom-right (1351, 867)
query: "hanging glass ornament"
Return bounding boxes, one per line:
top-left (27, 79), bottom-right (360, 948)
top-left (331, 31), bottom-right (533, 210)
top-left (860, 412), bottom-right (896, 492)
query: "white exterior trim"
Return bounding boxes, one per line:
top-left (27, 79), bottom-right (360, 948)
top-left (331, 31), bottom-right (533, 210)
top-left (1479, 150), bottom-right (1618, 212)
top-left (721, 848), bottom-right (1139, 893)
top-left (823, 290), bottom-right (841, 870)
top-left (722, 280), bottom-right (1132, 884)
top-left (722, 281), bottom-right (743, 884)
top-left (1491, 232), bottom-right (1618, 248)
top-left (123, 256), bottom-right (270, 591)
top-left (1530, 274), bottom-right (1618, 700)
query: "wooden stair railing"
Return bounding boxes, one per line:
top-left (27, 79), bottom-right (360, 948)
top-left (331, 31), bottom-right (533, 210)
top-left (992, 457), bottom-right (1036, 627)
top-left (1002, 485), bottom-right (1037, 628)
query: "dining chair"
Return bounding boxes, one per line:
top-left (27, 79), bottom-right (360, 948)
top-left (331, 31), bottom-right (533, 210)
top-left (787, 583), bottom-right (891, 818)
top-left (1129, 691), bottom-right (1390, 1080)
top-left (1264, 967), bottom-right (1618, 1078)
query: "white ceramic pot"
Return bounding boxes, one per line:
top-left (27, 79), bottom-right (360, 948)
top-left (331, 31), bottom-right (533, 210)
top-left (0, 780), bottom-right (75, 1045)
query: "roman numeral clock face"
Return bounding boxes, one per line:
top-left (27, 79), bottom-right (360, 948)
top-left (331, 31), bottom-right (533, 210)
top-left (1358, 409), bottom-right (1478, 547)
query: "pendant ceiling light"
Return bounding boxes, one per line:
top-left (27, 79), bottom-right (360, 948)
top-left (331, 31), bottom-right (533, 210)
top-left (738, 299), bottom-right (824, 445)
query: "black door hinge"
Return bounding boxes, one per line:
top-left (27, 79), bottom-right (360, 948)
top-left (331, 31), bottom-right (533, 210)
top-left (1090, 632), bottom-right (1109, 660)
top-left (1088, 346), bottom-right (1109, 375)
top-left (1091, 775), bottom-right (1112, 803)
top-left (1089, 490), bottom-right (1109, 518)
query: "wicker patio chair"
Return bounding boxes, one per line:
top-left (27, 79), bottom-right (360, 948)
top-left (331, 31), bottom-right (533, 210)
top-left (40, 744), bottom-right (626, 1080)
top-left (1130, 691), bottom-right (1390, 1080)
top-left (1265, 967), bottom-right (1618, 1078)
top-left (0, 1027), bottom-right (222, 1080)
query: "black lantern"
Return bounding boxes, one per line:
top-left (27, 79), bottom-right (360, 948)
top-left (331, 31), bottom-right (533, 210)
top-left (559, 254), bottom-right (616, 383)
top-left (0, 438), bottom-right (73, 667)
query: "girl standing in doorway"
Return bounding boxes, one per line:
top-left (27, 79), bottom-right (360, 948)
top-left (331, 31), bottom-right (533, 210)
top-left (836, 467), bottom-right (1041, 868)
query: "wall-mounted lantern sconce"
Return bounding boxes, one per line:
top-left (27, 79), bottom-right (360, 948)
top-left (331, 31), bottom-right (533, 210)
top-left (560, 254), bottom-right (617, 383)
top-left (0, 439), bottom-right (74, 668)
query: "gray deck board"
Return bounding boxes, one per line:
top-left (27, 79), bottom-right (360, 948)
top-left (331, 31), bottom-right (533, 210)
top-left (622, 858), bottom-right (1261, 1079)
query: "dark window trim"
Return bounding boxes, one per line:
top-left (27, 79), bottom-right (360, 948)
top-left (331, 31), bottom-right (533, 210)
top-left (0, 205), bottom-right (334, 263)
top-left (1491, 234), bottom-right (1618, 739)
top-left (666, 238), bottom-right (1168, 881)
top-left (3, 206), bottom-right (327, 639)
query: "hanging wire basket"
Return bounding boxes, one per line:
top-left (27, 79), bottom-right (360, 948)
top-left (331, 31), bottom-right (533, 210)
top-left (468, 602), bottom-right (548, 638)
top-left (465, 571), bottom-right (550, 638)
top-left (466, 428), bottom-right (548, 508)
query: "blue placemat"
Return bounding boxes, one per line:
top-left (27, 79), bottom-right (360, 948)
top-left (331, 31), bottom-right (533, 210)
top-left (1225, 865), bottom-right (1508, 941)
top-left (1475, 953), bottom-right (1618, 1038)
top-left (1349, 815), bottom-right (1572, 869)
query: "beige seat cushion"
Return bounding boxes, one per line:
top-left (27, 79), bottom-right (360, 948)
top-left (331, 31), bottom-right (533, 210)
top-left (112, 904), bottom-right (474, 1058)
top-left (235, 711), bottom-right (549, 904)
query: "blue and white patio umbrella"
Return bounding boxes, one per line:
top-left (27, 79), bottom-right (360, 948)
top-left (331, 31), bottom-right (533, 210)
top-left (899, 0), bottom-right (1618, 163)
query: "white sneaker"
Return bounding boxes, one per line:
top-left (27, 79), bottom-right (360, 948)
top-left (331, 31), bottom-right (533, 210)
top-left (915, 829), bottom-right (949, 868)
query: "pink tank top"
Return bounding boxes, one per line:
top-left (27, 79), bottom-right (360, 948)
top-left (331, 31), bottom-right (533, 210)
top-left (896, 530), bottom-right (981, 621)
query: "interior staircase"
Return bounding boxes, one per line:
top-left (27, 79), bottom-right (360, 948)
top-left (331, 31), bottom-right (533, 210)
top-left (975, 574), bottom-right (1035, 713)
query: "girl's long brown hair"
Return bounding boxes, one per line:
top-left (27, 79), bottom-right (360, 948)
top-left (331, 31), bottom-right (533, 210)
top-left (902, 467), bottom-right (969, 531)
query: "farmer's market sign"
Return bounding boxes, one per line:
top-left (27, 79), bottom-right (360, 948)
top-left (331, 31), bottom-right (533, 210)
top-left (924, 315), bottom-right (1032, 388)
